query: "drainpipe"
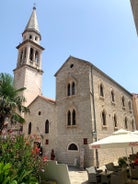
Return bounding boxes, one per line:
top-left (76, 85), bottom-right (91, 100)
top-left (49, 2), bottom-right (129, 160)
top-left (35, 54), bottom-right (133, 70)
top-left (89, 66), bottom-right (99, 167)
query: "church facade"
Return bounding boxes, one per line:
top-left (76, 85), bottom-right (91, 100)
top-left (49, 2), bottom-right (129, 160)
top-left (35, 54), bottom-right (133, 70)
top-left (13, 7), bottom-right (136, 167)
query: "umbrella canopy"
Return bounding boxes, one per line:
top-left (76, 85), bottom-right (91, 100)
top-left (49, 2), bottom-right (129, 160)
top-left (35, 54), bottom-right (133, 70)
top-left (89, 129), bottom-right (138, 149)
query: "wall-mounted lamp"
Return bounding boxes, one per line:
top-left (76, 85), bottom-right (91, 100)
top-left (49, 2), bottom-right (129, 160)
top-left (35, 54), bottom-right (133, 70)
top-left (92, 130), bottom-right (97, 139)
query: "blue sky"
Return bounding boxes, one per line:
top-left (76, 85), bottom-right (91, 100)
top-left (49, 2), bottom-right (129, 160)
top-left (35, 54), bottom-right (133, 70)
top-left (0, 0), bottom-right (138, 99)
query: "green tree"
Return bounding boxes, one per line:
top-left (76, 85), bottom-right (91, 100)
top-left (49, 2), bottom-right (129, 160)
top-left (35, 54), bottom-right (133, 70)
top-left (0, 73), bottom-right (29, 132)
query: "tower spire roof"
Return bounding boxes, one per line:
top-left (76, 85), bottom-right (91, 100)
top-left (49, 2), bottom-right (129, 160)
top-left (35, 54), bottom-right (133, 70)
top-left (24, 6), bottom-right (40, 34)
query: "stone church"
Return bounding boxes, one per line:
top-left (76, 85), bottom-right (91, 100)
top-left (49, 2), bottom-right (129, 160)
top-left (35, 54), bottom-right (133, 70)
top-left (13, 7), bottom-right (136, 167)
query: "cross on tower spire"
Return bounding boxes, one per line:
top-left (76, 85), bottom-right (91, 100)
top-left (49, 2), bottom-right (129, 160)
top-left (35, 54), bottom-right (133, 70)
top-left (33, 2), bottom-right (36, 9)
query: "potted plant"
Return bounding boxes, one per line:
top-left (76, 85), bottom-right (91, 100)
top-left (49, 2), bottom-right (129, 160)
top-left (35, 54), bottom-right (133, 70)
top-left (118, 157), bottom-right (127, 168)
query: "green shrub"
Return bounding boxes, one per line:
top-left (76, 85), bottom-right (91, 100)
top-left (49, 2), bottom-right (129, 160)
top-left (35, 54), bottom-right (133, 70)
top-left (0, 162), bottom-right (17, 184)
top-left (0, 134), bottom-right (47, 183)
top-left (118, 156), bottom-right (127, 167)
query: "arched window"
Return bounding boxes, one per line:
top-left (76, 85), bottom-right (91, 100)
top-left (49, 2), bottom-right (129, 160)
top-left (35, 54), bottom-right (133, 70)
top-left (111, 90), bottom-right (115, 102)
top-left (28, 122), bottom-right (32, 135)
top-left (67, 111), bottom-right (71, 125)
top-left (45, 120), bottom-right (49, 133)
top-left (113, 114), bottom-right (117, 128)
top-left (102, 110), bottom-right (106, 126)
top-left (100, 83), bottom-right (104, 97)
top-left (122, 96), bottom-right (125, 107)
top-left (72, 109), bottom-right (76, 125)
top-left (24, 47), bottom-right (26, 59)
top-left (67, 109), bottom-right (77, 126)
top-left (67, 83), bottom-right (71, 96)
top-left (67, 81), bottom-right (76, 96)
top-left (30, 48), bottom-right (33, 61)
top-left (19, 50), bottom-right (23, 64)
top-left (35, 51), bottom-right (39, 64)
top-left (68, 143), bottom-right (78, 150)
top-left (29, 35), bottom-right (32, 39)
top-left (124, 117), bottom-right (128, 129)
top-left (128, 101), bottom-right (132, 111)
top-left (35, 36), bottom-right (38, 41)
top-left (72, 82), bottom-right (75, 95)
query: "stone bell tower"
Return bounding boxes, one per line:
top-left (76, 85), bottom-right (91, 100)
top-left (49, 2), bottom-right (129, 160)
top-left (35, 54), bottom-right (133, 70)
top-left (13, 6), bottom-right (44, 106)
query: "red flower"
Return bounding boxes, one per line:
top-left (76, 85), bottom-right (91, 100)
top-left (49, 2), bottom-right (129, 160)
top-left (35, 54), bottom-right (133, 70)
top-left (35, 147), bottom-right (40, 154)
top-left (9, 129), bottom-right (13, 134)
top-left (25, 141), bottom-right (30, 145)
top-left (32, 149), bottom-right (35, 155)
top-left (43, 156), bottom-right (48, 162)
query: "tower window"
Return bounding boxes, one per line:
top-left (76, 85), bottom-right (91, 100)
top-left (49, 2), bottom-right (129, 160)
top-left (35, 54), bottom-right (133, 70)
top-left (101, 110), bottom-right (106, 126)
top-left (24, 48), bottom-right (26, 59)
top-left (70, 64), bottom-right (74, 68)
top-left (38, 111), bottom-right (41, 115)
top-left (30, 48), bottom-right (33, 61)
top-left (72, 82), bottom-right (75, 95)
top-left (67, 111), bottom-right (71, 125)
top-left (29, 35), bottom-right (32, 39)
top-left (35, 51), bottom-right (39, 64)
top-left (122, 96), bottom-right (125, 107)
top-left (45, 120), bottom-right (49, 134)
top-left (72, 109), bottom-right (76, 125)
top-left (113, 114), bottom-right (118, 128)
top-left (67, 83), bottom-right (71, 96)
top-left (67, 81), bottom-right (76, 96)
top-left (28, 122), bottom-right (32, 134)
top-left (111, 90), bottom-right (115, 102)
top-left (100, 83), bottom-right (104, 97)
top-left (67, 109), bottom-right (77, 126)
top-left (128, 101), bottom-right (132, 111)
top-left (20, 51), bottom-right (23, 64)
top-left (124, 117), bottom-right (128, 129)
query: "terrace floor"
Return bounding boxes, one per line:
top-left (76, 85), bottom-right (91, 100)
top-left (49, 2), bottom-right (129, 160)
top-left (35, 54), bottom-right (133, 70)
top-left (68, 166), bottom-right (138, 184)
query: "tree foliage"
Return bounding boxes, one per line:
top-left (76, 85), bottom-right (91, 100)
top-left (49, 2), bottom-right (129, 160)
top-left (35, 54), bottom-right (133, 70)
top-left (0, 73), bottom-right (29, 131)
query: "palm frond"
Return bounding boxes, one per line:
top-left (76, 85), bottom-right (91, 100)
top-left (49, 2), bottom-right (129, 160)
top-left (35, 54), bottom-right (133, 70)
top-left (11, 113), bottom-right (26, 124)
top-left (0, 73), bottom-right (29, 130)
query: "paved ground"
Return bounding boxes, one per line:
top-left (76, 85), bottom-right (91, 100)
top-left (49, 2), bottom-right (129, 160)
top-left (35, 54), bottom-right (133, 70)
top-left (68, 167), bottom-right (88, 184)
top-left (68, 166), bottom-right (138, 184)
